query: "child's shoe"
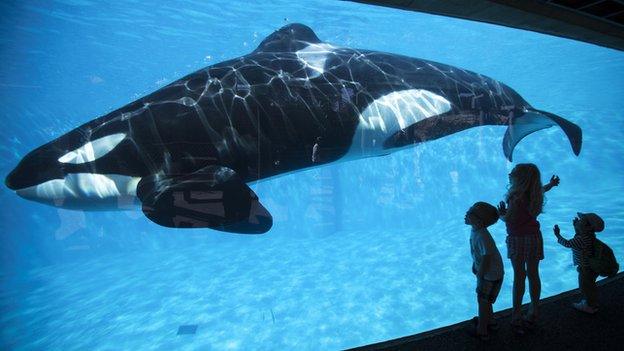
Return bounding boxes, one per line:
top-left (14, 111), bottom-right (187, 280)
top-left (522, 316), bottom-right (537, 332)
top-left (572, 300), bottom-right (598, 314)
top-left (466, 326), bottom-right (490, 341)
top-left (471, 316), bottom-right (500, 331)
top-left (510, 320), bottom-right (525, 336)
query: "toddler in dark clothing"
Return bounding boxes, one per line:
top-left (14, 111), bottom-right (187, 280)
top-left (554, 212), bottom-right (605, 314)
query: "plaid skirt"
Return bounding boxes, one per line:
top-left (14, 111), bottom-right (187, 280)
top-left (506, 232), bottom-right (544, 261)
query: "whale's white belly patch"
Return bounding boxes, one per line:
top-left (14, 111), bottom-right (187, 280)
top-left (16, 174), bottom-right (141, 205)
top-left (343, 89), bottom-right (452, 160)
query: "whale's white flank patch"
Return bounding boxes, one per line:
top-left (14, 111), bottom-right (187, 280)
top-left (296, 43), bottom-right (336, 78)
top-left (344, 89), bottom-right (452, 160)
top-left (16, 174), bottom-right (141, 205)
top-left (58, 133), bottom-right (126, 164)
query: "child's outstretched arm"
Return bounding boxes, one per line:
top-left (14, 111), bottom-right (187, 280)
top-left (543, 175), bottom-right (560, 193)
top-left (553, 224), bottom-right (582, 249)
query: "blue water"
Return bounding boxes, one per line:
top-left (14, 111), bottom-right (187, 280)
top-left (1, 0), bottom-right (623, 349)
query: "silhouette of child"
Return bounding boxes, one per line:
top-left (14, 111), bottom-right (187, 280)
top-left (497, 163), bottom-right (559, 334)
top-left (465, 201), bottom-right (503, 341)
top-left (554, 212), bottom-right (605, 314)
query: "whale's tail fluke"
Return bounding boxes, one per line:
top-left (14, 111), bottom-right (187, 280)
top-left (503, 108), bottom-right (582, 161)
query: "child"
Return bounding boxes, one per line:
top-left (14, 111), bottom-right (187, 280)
top-left (497, 163), bottom-right (559, 334)
top-left (553, 212), bottom-right (605, 314)
top-left (465, 201), bottom-right (503, 341)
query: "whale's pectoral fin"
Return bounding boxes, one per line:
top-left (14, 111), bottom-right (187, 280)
top-left (503, 108), bottom-right (582, 161)
top-left (136, 165), bottom-right (273, 234)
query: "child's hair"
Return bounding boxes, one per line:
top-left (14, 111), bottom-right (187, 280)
top-left (505, 163), bottom-right (543, 217)
top-left (472, 202), bottom-right (499, 227)
top-left (577, 212), bottom-right (605, 234)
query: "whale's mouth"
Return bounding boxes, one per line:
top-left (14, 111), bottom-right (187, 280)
top-left (5, 160), bottom-right (64, 190)
top-left (13, 174), bottom-right (142, 210)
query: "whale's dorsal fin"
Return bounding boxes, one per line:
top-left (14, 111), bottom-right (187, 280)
top-left (137, 165), bottom-right (273, 234)
top-left (254, 23), bottom-right (322, 53)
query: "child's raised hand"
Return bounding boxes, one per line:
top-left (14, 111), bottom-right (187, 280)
top-left (497, 201), bottom-right (507, 216)
top-left (549, 175), bottom-right (560, 187)
top-left (553, 224), bottom-right (560, 236)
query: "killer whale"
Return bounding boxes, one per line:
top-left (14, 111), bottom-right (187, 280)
top-left (5, 23), bottom-right (582, 234)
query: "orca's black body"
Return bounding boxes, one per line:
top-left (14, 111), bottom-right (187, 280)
top-left (5, 24), bottom-right (582, 234)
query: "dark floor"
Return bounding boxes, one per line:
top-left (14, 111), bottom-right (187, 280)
top-left (349, 272), bottom-right (624, 351)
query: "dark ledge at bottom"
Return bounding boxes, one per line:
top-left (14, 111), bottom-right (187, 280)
top-left (349, 271), bottom-right (624, 351)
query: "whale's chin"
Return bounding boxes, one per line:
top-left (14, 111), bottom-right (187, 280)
top-left (15, 192), bottom-right (141, 211)
top-left (14, 174), bottom-right (142, 211)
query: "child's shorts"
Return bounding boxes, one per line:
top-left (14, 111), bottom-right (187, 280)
top-left (477, 278), bottom-right (503, 304)
top-left (506, 233), bottom-right (544, 261)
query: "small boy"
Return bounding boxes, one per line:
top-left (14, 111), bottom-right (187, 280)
top-left (465, 201), bottom-right (504, 341)
top-left (553, 212), bottom-right (605, 314)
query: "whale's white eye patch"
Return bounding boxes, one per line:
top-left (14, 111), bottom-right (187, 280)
top-left (58, 133), bottom-right (126, 164)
